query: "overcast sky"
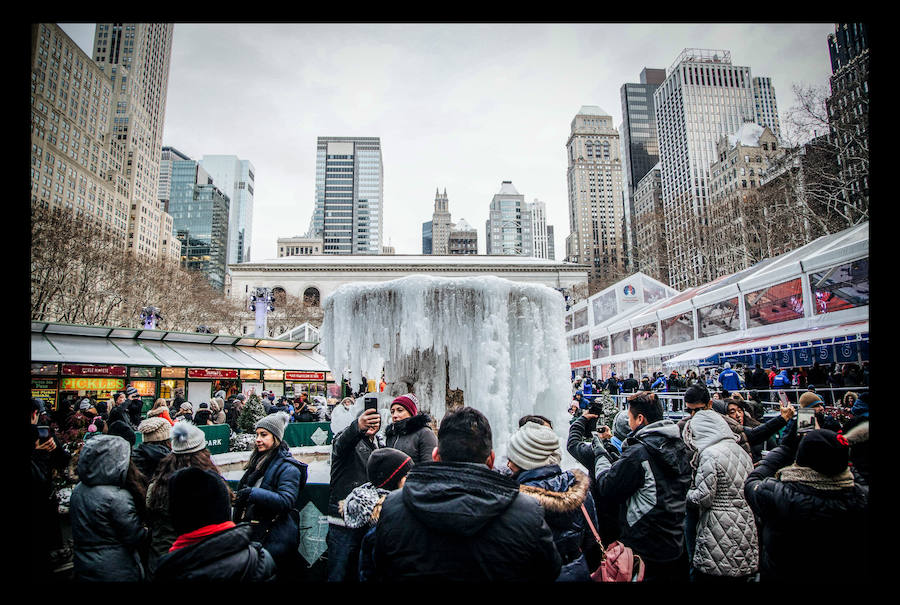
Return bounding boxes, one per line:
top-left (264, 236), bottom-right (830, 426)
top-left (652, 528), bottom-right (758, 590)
top-left (59, 22), bottom-right (836, 261)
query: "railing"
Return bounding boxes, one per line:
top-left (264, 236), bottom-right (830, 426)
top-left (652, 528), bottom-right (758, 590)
top-left (581, 386), bottom-right (868, 414)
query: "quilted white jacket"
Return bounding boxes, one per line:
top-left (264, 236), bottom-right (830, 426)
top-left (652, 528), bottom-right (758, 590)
top-left (684, 410), bottom-right (759, 577)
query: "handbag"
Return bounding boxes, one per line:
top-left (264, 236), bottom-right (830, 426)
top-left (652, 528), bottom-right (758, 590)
top-left (579, 503), bottom-right (645, 582)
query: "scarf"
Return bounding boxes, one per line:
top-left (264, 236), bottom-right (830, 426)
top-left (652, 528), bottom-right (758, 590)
top-left (339, 482), bottom-right (391, 529)
top-left (169, 521), bottom-right (236, 551)
top-left (776, 464), bottom-right (855, 490)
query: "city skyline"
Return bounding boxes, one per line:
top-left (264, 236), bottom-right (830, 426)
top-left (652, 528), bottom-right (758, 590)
top-left (59, 22), bottom-right (836, 261)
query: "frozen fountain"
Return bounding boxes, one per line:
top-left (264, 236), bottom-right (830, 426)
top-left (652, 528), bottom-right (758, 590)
top-left (319, 275), bottom-right (574, 462)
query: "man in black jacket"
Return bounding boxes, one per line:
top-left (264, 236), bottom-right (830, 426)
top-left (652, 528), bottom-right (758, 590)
top-left (327, 406), bottom-right (383, 581)
top-left (621, 373), bottom-right (640, 393)
top-left (588, 393), bottom-right (691, 582)
top-left (370, 407), bottom-right (561, 581)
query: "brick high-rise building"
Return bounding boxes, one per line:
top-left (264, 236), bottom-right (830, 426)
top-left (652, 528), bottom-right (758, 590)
top-left (92, 23), bottom-right (176, 261)
top-left (565, 106), bottom-right (625, 292)
top-left (430, 188), bottom-right (452, 254)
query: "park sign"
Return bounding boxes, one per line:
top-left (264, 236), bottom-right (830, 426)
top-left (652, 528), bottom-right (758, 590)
top-left (134, 423), bottom-right (231, 455)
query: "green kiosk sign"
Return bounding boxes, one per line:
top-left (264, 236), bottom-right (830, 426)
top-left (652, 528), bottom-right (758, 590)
top-left (133, 423), bottom-right (231, 455)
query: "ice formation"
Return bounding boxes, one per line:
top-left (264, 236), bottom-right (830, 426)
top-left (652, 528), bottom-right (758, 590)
top-left (320, 275), bottom-right (573, 461)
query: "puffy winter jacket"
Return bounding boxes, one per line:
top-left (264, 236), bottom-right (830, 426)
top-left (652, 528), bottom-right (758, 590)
top-left (153, 523), bottom-right (277, 581)
top-left (591, 420), bottom-right (692, 564)
top-left (131, 442), bottom-right (171, 484)
top-left (772, 371), bottom-right (790, 388)
top-left (718, 369), bottom-right (743, 392)
top-left (743, 443), bottom-right (869, 582)
top-left (239, 442), bottom-right (308, 565)
top-left (683, 411), bottom-right (758, 577)
top-left (70, 435), bottom-right (147, 582)
top-left (369, 461), bottom-right (561, 581)
top-left (516, 465), bottom-right (598, 579)
top-left (384, 413), bottom-right (438, 465)
top-left (328, 414), bottom-right (384, 518)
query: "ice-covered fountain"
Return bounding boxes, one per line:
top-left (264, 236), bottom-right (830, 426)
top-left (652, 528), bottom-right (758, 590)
top-left (320, 275), bottom-right (574, 462)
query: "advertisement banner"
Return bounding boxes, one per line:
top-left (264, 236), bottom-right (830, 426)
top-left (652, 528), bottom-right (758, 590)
top-left (777, 349), bottom-right (794, 368)
top-left (835, 341), bottom-right (858, 363)
top-left (570, 360), bottom-right (591, 369)
top-left (814, 345), bottom-right (835, 364)
top-left (62, 364), bottom-right (126, 377)
top-left (187, 368), bottom-right (239, 379)
top-left (285, 371), bottom-right (326, 381)
top-left (31, 377), bottom-right (58, 410)
top-left (60, 377), bottom-right (126, 392)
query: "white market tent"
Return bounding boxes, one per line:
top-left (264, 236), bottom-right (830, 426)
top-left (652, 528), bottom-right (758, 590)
top-left (566, 222), bottom-right (869, 378)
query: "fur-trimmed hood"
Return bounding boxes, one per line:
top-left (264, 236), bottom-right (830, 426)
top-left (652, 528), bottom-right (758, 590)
top-left (385, 413), bottom-right (433, 439)
top-left (517, 468), bottom-right (590, 514)
top-left (843, 420), bottom-right (868, 445)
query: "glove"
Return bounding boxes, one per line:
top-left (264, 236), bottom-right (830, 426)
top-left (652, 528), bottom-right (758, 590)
top-left (235, 487), bottom-right (253, 505)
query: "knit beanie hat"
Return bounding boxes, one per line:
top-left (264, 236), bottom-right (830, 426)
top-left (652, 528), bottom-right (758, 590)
top-left (796, 429), bottom-right (849, 476)
top-left (612, 410), bottom-right (631, 441)
top-left (799, 392), bottom-right (826, 408)
top-left (180, 402), bottom-right (193, 412)
top-left (507, 421), bottom-right (562, 471)
top-left (366, 447), bottom-right (413, 490)
top-left (125, 386), bottom-right (139, 398)
top-left (171, 421), bottom-right (207, 454)
top-left (137, 417), bottom-right (171, 443)
top-left (255, 411), bottom-right (291, 443)
top-left (107, 420), bottom-right (136, 446)
top-left (167, 467), bottom-right (231, 536)
top-left (391, 393), bottom-right (418, 417)
top-left (79, 398), bottom-right (92, 411)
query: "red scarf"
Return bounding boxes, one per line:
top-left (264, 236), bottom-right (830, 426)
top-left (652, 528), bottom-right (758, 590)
top-left (169, 521), bottom-right (235, 552)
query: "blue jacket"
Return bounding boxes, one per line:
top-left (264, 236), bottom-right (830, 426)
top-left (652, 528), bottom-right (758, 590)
top-left (718, 368), bottom-right (743, 391)
top-left (772, 371), bottom-right (790, 388)
top-left (651, 376), bottom-right (667, 391)
top-left (582, 381), bottom-right (594, 395)
top-left (242, 442), bottom-right (308, 564)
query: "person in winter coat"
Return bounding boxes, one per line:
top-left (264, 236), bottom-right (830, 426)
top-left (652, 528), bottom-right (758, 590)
top-left (343, 448), bottom-right (414, 582)
top-left (622, 373), bottom-right (640, 393)
top-left (133, 417), bottom-right (172, 486)
top-left (153, 467), bottom-right (276, 582)
top-left (330, 397), bottom-right (357, 436)
top-left (145, 421), bottom-right (226, 576)
top-left (384, 393), bottom-right (438, 465)
top-left (148, 398), bottom-right (175, 426)
top-left (651, 373), bottom-right (668, 391)
top-left (233, 412), bottom-right (308, 579)
top-left (507, 421), bottom-right (599, 581)
top-left (582, 376), bottom-right (594, 395)
top-left (327, 405), bottom-right (383, 581)
top-left (718, 362), bottom-right (743, 393)
top-left (70, 435), bottom-right (148, 581)
top-left (604, 372), bottom-right (619, 395)
top-left (193, 402), bottom-right (213, 426)
top-left (726, 398), bottom-right (794, 464)
top-left (640, 375), bottom-right (652, 392)
top-left (772, 369), bottom-right (791, 392)
top-left (744, 428), bottom-right (868, 582)
top-left (589, 392), bottom-right (692, 582)
top-left (682, 410), bottom-right (758, 581)
top-left (174, 402), bottom-right (194, 423)
top-left (370, 406), bottom-right (561, 581)
top-left (209, 398), bottom-right (227, 424)
top-left (124, 386), bottom-right (143, 427)
top-left (843, 393), bottom-right (872, 486)
top-left (291, 396), bottom-right (320, 423)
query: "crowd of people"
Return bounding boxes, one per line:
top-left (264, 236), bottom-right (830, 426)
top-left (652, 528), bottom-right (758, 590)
top-left (29, 367), bottom-right (870, 583)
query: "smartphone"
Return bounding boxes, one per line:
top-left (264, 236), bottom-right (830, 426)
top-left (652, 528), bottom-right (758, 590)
top-left (364, 397), bottom-right (378, 412)
top-left (777, 391), bottom-right (789, 406)
top-left (36, 425), bottom-right (51, 441)
top-left (797, 407), bottom-right (816, 433)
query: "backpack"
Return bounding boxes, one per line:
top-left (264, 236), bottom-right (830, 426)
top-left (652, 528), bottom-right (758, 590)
top-left (580, 504), bottom-right (645, 582)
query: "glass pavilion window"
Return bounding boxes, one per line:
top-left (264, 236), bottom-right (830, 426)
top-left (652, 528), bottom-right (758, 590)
top-left (697, 297), bottom-right (740, 337)
top-left (745, 278), bottom-right (804, 327)
top-left (810, 257), bottom-right (869, 314)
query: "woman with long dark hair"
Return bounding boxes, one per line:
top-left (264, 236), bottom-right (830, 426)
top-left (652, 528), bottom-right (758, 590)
top-left (144, 421), bottom-right (227, 576)
top-left (233, 412), bottom-right (308, 579)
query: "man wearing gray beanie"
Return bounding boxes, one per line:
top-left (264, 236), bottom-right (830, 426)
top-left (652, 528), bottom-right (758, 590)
top-left (506, 421), bottom-right (598, 581)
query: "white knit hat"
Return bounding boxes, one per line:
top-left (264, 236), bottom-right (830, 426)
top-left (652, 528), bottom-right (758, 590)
top-left (137, 417), bottom-right (171, 443)
top-left (507, 421), bottom-right (561, 471)
top-left (171, 420), bottom-right (206, 454)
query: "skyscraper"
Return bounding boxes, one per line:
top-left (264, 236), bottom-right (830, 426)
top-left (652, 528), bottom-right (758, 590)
top-left (308, 137), bottom-right (383, 254)
top-left (620, 68), bottom-right (666, 274)
top-left (430, 188), bottom-right (452, 254)
top-left (422, 221), bottom-right (433, 254)
top-left (654, 49), bottom-right (770, 289)
top-left (530, 199), bottom-right (554, 260)
top-left (565, 106), bottom-right (625, 292)
top-left (752, 77), bottom-right (781, 139)
top-left (200, 155), bottom-right (256, 264)
top-left (448, 218), bottom-right (478, 255)
top-left (165, 156), bottom-right (230, 291)
top-left (92, 23), bottom-right (175, 260)
top-left (486, 181), bottom-right (533, 256)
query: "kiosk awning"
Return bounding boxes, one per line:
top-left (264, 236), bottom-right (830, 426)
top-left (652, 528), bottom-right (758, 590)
top-left (33, 333), bottom-right (163, 366)
top-left (663, 321), bottom-right (869, 366)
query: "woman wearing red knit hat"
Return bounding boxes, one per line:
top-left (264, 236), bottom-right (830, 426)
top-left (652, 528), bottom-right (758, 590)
top-left (384, 393), bottom-right (438, 464)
